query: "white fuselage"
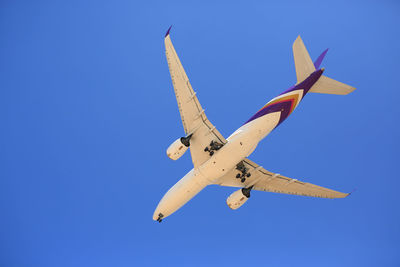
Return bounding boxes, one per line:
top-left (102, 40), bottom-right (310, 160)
top-left (153, 111), bottom-right (281, 220)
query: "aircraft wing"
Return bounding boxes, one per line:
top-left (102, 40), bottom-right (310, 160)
top-left (215, 158), bottom-right (349, 199)
top-left (165, 29), bottom-right (227, 167)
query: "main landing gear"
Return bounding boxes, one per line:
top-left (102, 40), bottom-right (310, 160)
top-left (204, 140), bottom-right (223, 156)
top-left (236, 161), bottom-right (251, 183)
top-left (156, 213), bottom-right (164, 223)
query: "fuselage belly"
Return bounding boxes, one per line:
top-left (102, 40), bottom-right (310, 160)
top-left (153, 112), bottom-right (281, 220)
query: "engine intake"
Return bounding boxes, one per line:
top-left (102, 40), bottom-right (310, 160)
top-left (166, 134), bottom-right (192, 160)
top-left (226, 186), bottom-right (253, 210)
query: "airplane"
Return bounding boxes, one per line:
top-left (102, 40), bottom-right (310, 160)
top-left (153, 26), bottom-right (355, 222)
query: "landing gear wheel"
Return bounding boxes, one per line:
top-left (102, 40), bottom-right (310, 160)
top-left (156, 213), bottom-right (164, 223)
top-left (236, 173), bottom-right (241, 178)
top-left (209, 151), bottom-right (214, 156)
top-left (204, 147), bottom-right (209, 152)
top-left (246, 173), bottom-right (251, 177)
top-left (241, 178), bottom-right (246, 183)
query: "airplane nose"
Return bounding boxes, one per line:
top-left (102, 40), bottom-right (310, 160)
top-left (152, 212), bottom-right (158, 221)
top-left (152, 209), bottom-right (161, 221)
top-left (153, 208), bottom-right (165, 222)
top-left (153, 199), bottom-right (168, 222)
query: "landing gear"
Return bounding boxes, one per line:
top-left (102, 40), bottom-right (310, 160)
top-left (210, 140), bottom-right (223, 150)
top-left (235, 161), bottom-right (251, 183)
top-left (204, 140), bottom-right (223, 156)
top-left (156, 213), bottom-right (164, 223)
top-left (236, 161), bottom-right (246, 173)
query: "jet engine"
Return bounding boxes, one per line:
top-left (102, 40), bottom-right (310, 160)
top-left (166, 135), bottom-right (192, 160)
top-left (226, 187), bottom-right (252, 210)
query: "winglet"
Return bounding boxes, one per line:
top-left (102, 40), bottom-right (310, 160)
top-left (165, 25), bottom-right (172, 38)
top-left (347, 188), bottom-right (357, 197)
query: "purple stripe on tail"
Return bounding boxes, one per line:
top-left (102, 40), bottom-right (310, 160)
top-left (314, 48), bottom-right (329, 69)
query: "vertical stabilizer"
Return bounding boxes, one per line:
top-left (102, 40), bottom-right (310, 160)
top-left (314, 49), bottom-right (329, 69)
top-left (293, 36), bottom-right (315, 83)
top-left (292, 36), bottom-right (355, 95)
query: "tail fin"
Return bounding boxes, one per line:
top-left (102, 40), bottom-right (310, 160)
top-left (293, 36), bottom-right (356, 95)
top-left (313, 48), bottom-right (329, 69)
top-left (293, 36), bottom-right (315, 84)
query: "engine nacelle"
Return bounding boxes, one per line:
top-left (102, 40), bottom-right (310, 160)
top-left (226, 188), bottom-right (251, 210)
top-left (166, 138), bottom-right (189, 160)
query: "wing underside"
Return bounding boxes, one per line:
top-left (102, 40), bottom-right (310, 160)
top-left (165, 31), bottom-right (226, 167)
top-left (215, 158), bottom-right (349, 199)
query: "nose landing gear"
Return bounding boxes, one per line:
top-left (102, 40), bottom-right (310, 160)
top-left (156, 213), bottom-right (164, 223)
top-left (235, 161), bottom-right (251, 183)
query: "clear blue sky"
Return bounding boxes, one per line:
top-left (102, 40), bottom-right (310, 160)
top-left (1, 1), bottom-right (399, 266)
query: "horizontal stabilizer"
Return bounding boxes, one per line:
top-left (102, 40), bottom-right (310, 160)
top-left (293, 36), bottom-right (315, 83)
top-left (310, 75), bottom-right (356, 95)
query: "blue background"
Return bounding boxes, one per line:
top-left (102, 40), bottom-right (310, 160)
top-left (1, 1), bottom-right (399, 266)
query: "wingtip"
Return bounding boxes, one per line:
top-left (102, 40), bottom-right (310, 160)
top-left (165, 25), bottom-right (172, 38)
top-left (347, 188), bottom-right (357, 197)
